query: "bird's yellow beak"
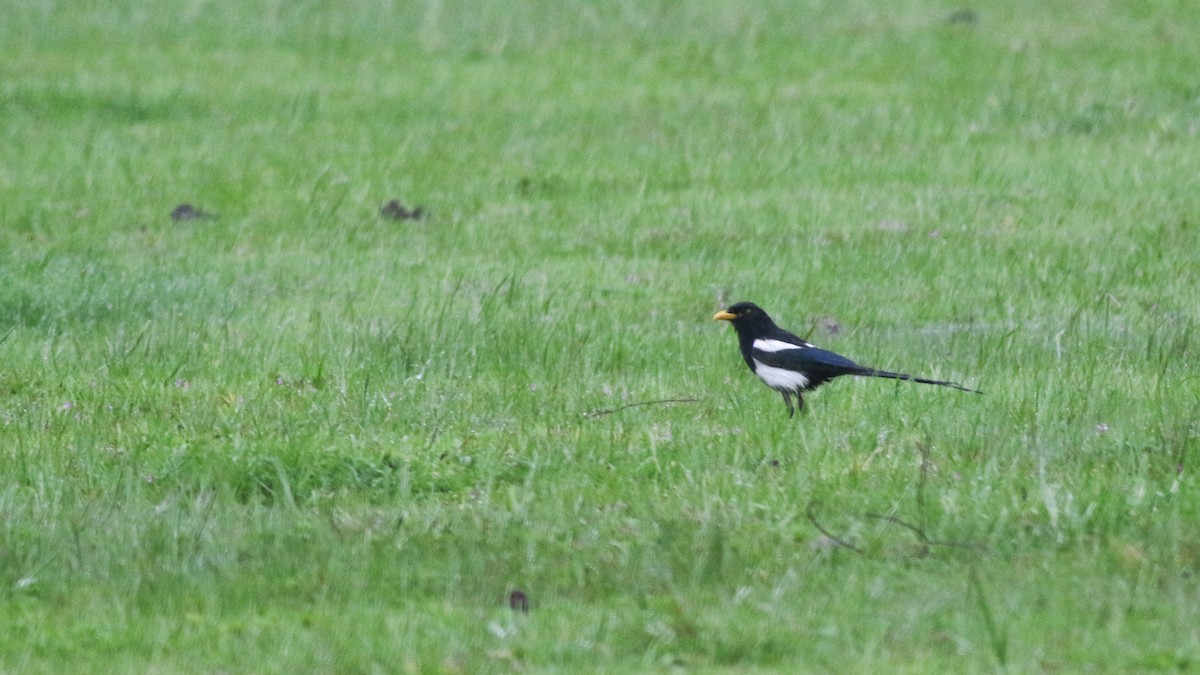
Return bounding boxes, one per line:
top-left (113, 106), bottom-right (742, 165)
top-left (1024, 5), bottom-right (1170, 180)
top-left (713, 310), bottom-right (736, 321)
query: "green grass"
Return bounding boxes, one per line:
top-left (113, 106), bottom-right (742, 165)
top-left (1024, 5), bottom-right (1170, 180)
top-left (3, 0), bottom-right (1200, 671)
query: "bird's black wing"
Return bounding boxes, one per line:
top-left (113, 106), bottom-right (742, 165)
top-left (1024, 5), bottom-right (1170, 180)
top-left (750, 345), bottom-right (870, 389)
top-left (755, 345), bottom-right (981, 394)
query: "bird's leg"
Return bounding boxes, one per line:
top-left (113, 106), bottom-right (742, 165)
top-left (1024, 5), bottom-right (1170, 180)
top-left (796, 393), bottom-right (805, 413)
top-left (781, 391), bottom-right (795, 418)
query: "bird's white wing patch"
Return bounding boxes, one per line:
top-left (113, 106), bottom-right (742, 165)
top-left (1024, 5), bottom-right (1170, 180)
top-left (752, 359), bottom-right (811, 392)
top-left (752, 338), bottom-right (809, 352)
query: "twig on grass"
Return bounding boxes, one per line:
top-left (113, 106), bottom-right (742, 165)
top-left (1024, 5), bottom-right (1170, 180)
top-left (805, 500), bottom-right (864, 555)
top-left (916, 440), bottom-right (930, 534)
top-left (968, 565), bottom-right (1009, 667)
top-left (864, 440), bottom-right (989, 554)
top-left (808, 440), bottom-right (988, 558)
top-left (862, 512), bottom-right (990, 553)
top-left (582, 397), bottom-right (699, 418)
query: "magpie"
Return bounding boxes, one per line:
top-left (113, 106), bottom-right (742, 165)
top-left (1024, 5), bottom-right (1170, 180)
top-left (714, 302), bottom-right (980, 416)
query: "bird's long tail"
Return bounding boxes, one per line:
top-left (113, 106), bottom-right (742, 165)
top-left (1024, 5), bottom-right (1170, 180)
top-left (860, 369), bottom-right (982, 394)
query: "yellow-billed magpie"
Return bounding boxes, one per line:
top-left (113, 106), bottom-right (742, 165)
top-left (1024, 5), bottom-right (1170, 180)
top-left (714, 302), bottom-right (980, 416)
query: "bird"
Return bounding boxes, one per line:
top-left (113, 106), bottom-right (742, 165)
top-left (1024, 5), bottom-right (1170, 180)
top-left (714, 302), bottom-right (980, 416)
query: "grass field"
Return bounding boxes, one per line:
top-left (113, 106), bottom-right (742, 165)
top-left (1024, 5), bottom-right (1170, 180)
top-left (3, 0), bottom-right (1200, 671)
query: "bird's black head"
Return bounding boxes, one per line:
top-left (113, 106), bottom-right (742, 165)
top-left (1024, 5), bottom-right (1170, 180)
top-left (713, 302), bottom-right (777, 331)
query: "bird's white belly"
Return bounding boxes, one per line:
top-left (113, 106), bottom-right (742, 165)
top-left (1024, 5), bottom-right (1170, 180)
top-left (752, 359), bottom-right (810, 392)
